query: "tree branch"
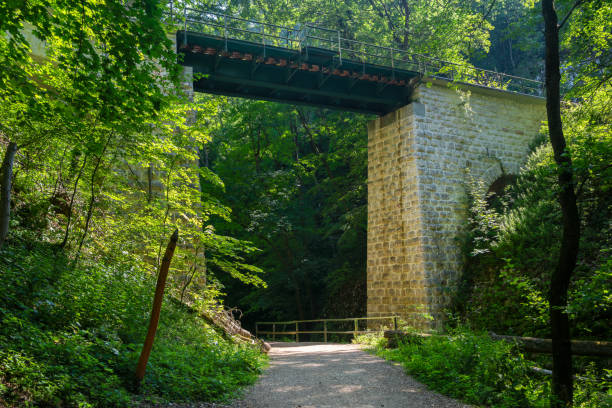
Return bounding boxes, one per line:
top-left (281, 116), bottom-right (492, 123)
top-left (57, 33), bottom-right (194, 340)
top-left (558, 0), bottom-right (583, 30)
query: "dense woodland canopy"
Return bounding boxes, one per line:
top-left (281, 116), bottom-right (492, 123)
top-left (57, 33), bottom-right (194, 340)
top-left (0, 0), bottom-right (610, 407)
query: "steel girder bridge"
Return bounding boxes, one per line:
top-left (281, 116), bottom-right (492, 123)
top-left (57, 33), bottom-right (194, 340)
top-left (166, 3), bottom-right (543, 115)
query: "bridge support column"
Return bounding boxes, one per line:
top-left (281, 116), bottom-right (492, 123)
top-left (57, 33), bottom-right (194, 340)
top-left (367, 82), bottom-right (545, 329)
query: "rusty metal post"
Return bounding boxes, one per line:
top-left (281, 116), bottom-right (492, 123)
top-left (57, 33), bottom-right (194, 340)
top-left (135, 229), bottom-right (179, 384)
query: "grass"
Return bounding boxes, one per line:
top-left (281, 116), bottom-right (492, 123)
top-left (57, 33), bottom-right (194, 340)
top-left (0, 240), bottom-right (267, 407)
top-left (355, 329), bottom-right (611, 408)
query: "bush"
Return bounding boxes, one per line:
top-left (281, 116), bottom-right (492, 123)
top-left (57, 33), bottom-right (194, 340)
top-left (456, 136), bottom-right (611, 339)
top-left (353, 331), bottom-right (387, 349)
top-left (376, 328), bottom-right (611, 408)
top-left (0, 240), bottom-right (267, 407)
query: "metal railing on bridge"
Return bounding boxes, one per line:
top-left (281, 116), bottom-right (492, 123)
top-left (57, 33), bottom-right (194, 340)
top-left (164, 1), bottom-right (543, 97)
top-left (255, 316), bottom-right (399, 342)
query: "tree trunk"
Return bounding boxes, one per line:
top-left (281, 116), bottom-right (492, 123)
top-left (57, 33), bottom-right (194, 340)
top-left (0, 141), bottom-right (18, 249)
top-left (401, 0), bottom-right (411, 50)
top-left (60, 154), bottom-right (88, 248)
top-left (542, 1), bottom-right (581, 406)
top-left (282, 234), bottom-right (305, 321)
top-left (297, 109), bottom-right (333, 179)
top-left (180, 246), bottom-right (200, 303)
top-left (147, 165), bottom-right (153, 203)
top-left (75, 151), bottom-right (108, 260)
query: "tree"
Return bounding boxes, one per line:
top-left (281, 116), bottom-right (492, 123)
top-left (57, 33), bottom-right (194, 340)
top-left (542, 0), bottom-right (581, 406)
top-left (0, 0), bottom-right (181, 249)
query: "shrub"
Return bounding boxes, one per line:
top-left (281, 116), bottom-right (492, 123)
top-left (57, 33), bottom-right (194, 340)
top-left (0, 240), bottom-right (267, 407)
top-left (456, 137), bottom-right (611, 339)
top-left (376, 328), bottom-right (610, 408)
top-left (353, 331), bottom-right (387, 349)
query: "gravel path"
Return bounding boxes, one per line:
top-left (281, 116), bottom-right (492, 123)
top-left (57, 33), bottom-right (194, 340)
top-left (229, 342), bottom-right (470, 408)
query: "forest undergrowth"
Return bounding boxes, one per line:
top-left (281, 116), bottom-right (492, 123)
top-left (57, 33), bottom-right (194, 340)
top-left (1, 0), bottom-right (611, 407)
top-left (356, 330), bottom-right (611, 408)
top-left (0, 238), bottom-right (267, 407)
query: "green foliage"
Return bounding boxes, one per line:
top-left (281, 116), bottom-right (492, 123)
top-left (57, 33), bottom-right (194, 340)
top-left (0, 240), bottom-right (266, 407)
top-left (470, 0), bottom-right (544, 77)
top-left (204, 100), bottom-right (369, 324)
top-left (1, 1), bottom-right (610, 406)
top-left (353, 331), bottom-right (387, 349)
top-left (0, 4), bottom-right (270, 405)
top-left (223, 0), bottom-right (493, 65)
top-left (375, 328), bottom-right (611, 408)
top-left (456, 85), bottom-right (612, 338)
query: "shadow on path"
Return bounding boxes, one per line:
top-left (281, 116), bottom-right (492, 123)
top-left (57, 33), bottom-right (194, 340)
top-left (232, 342), bottom-right (470, 408)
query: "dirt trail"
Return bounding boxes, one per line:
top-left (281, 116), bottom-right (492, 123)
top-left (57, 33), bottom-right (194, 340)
top-left (230, 342), bottom-right (470, 408)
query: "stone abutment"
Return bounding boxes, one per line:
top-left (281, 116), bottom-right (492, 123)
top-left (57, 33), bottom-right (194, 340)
top-left (366, 81), bottom-right (546, 329)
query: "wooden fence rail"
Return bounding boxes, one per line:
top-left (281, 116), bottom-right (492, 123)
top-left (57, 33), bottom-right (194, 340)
top-left (256, 316), bottom-right (398, 342)
top-left (383, 330), bottom-right (612, 357)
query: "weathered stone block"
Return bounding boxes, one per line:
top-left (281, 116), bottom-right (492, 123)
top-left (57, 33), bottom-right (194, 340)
top-left (367, 81), bottom-right (545, 328)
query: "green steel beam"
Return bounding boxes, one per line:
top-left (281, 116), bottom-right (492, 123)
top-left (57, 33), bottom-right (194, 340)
top-left (178, 31), bottom-right (419, 114)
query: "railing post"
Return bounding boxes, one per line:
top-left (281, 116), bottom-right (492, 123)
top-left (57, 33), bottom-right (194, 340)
top-left (324, 321), bottom-right (327, 343)
top-left (354, 319), bottom-right (358, 337)
top-left (337, 30), bottom-right (342, 64)
top-left (261, 23), bottom-right (266, 57)
top-left (272, 323), bottom-right (276, 341)
top-left (255, 322), bottom-right (259, 338)
top-left (393, 316), bottom-right (398, 331)
top-left (224, 14), bottom-right (228, 51)
top-left (295, 322), bottom-right (299, 342)
top-left (183, 5), bottom-right (187, 47)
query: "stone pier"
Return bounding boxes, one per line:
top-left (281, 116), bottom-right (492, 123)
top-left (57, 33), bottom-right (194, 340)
top-left (366, 81), bottom-right (546, 328)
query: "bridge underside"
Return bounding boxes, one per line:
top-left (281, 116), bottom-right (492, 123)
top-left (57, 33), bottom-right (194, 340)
top-left (178, 31), bottom-right (420, 115)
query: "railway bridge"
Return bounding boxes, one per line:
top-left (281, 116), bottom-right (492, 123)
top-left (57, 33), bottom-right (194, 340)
top-left (170, 4), bottom-right (546, 327)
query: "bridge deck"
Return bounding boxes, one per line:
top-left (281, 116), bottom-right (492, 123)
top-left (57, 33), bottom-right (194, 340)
top-left (171, 4), bottom-right (543, 114)
top-left (179, 31), bottom-right (418, 114)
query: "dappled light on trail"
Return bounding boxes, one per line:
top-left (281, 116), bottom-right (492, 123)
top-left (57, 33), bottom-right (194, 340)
top-left (231, 342), bottom-right (470, 408)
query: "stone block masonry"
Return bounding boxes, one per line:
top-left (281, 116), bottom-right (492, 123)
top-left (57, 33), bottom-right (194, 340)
top-left (367, 81), bottom-right (546, 329)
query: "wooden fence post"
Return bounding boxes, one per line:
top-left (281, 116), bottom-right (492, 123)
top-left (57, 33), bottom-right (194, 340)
top-left (393, 316), bottom-right (398, 331)
top-left (135, 229), bottom-right (178, 384)
top-left (295, 322), bottom-right (299, 342)
top-left (324, 320), bottom-right (327, 343)
top-left (272, 323), bottom-right (276, 341)
top-left (354, 319), bottom-right (358, 337)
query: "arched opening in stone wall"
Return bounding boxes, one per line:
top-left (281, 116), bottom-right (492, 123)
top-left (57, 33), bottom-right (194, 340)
top-left (486, 174), bottom-right (517, 210)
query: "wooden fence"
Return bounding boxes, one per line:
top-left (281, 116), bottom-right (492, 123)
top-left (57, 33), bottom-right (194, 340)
top-left (256, 316), bottom-right (398, 342)
top-left (384, 330), bottom-right (612, 357)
